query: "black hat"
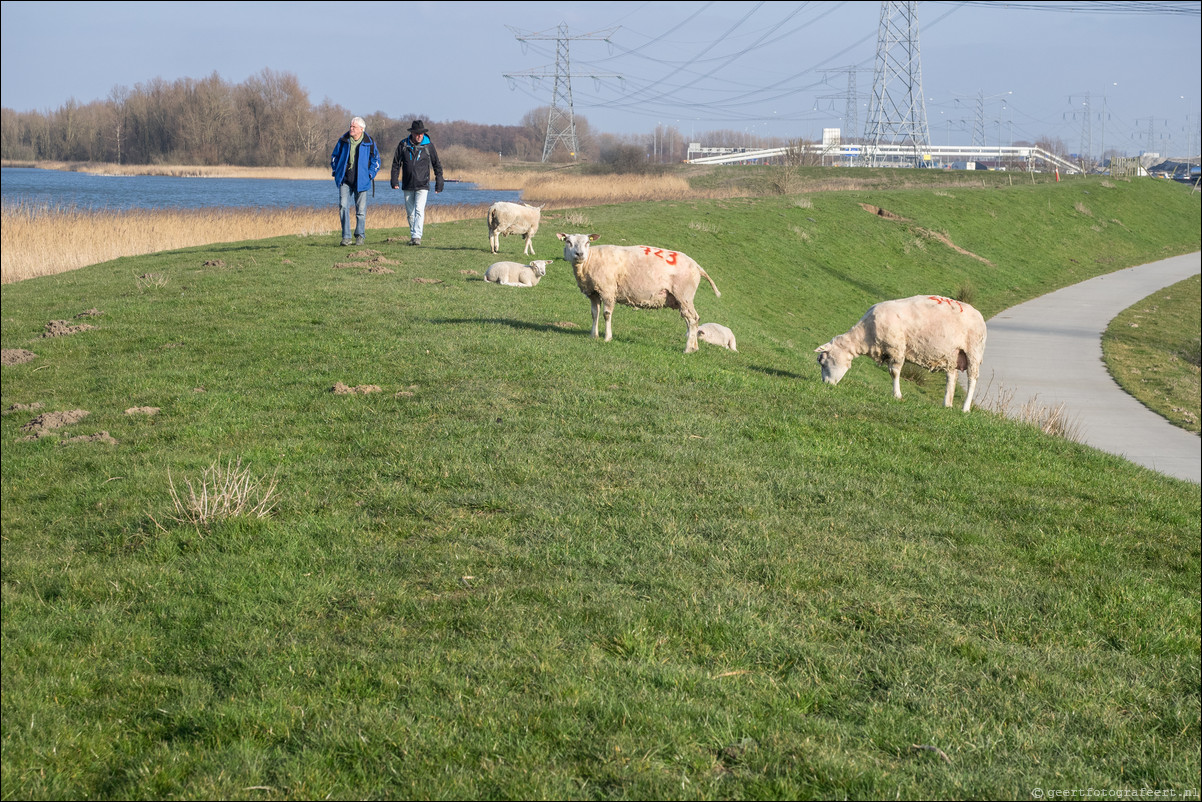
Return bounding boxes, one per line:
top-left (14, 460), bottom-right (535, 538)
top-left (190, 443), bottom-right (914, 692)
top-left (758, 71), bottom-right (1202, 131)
top-left (408, 120), bottom-right (428, 134)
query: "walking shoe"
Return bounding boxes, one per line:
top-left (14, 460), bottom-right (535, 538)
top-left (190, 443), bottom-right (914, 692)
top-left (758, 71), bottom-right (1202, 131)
top-left (355, 235), bottom-right (365, 245)
top-left (341, 238), bottom-right (352, 246)
top-left (410, 238), bottom-right (421, 246)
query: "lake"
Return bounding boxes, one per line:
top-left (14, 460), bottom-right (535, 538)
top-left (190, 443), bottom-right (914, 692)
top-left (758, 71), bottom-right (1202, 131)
top-left (0, 167), bottom-right (522, 211)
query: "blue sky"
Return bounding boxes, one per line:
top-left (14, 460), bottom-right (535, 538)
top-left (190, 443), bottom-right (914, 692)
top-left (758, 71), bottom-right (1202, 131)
top-left (2, 1), bottom-right (1199, 156)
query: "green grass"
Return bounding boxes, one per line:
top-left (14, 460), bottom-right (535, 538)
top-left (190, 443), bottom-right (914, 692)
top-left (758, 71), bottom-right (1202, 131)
top-left (2, 176), bottom-right (1200, 799)
top-left (1102, 274), bottom-right (1202, 434)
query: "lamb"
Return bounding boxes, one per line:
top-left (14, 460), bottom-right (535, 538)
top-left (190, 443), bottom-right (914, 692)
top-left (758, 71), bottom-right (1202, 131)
top-left (814, 295), bottom-right (987, 411)
top-left (697, 322), bottom-right (737, 351)
top-left (557, 232), bottom-right (721, 353)
top-left (483, 259), bottom-right (554, 287)
top-left (487, 201), bottom-right (544, 256)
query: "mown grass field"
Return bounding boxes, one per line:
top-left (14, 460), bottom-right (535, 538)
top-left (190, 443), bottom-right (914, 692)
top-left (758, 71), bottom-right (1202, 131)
top-left (1103, 274), bottom-right (1202, 434)
top-left (2, 176), bottom-right (1199, 800)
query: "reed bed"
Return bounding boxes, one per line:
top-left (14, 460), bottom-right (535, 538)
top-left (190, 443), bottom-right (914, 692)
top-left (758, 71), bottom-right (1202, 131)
top-left (0, 201), bottom-right (488, 283)
top-left (454, 168), bottom-right (745, 203)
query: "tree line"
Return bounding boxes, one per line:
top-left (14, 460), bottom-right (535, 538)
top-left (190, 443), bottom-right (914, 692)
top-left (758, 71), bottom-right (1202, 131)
top-left (0, 68), bottom-right (564, 168)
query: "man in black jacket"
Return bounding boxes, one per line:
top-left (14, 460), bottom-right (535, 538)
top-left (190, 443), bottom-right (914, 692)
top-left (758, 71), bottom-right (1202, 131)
top-left (390, 120), bottom-right (444, 246)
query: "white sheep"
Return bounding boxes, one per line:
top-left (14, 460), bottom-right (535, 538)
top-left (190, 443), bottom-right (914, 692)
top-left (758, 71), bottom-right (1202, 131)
top-left (557, 232), bottom-right (721, 353)
top-left (487, 202), bottom-right (544, 256)
top-left (483, 259), bottom-right (554, 287)
top-left (697, 322), bottom-right (738, 351)
top-left (814, 294), bottom-right (987, 411)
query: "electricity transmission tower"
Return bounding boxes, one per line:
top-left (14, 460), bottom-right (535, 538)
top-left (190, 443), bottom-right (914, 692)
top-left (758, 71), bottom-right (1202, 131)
top-left (862, 1), bottom-right (930, 166)
top-left (503, 23), bottom-right (620, 162)
top-left (820, 67), bottom-right (869, 144)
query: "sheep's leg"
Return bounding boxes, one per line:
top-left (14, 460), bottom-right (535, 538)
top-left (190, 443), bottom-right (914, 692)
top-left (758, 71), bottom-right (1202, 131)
top-left (590, 297), bottom-right (602, 338)
top-left (602, 298), bottom-right (615, 342)
top-left (889, 360), bottom-right (904, 399)
top-left (944, 369), bottom-right (958, 407)
top-left (523, 236), bottom-right (535, 256)
top-left (962, 366), bottom-right (979, 412)
top-left (681, 300), bottom-right (700, 353)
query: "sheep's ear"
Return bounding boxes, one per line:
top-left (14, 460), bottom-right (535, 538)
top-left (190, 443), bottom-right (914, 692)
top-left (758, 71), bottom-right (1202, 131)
top-left (588, 233), bottom-right (600, 241)
top-left (814, 344), bottom-right (830, 353)
top-left (556, 233), bottom-right (568, 240)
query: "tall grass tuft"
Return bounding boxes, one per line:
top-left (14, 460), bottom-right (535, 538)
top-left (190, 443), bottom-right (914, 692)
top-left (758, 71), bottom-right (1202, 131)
top-left (165, 457), bottom-right (279, 528)
top-left (977, 380), bottom-right (1083, 441)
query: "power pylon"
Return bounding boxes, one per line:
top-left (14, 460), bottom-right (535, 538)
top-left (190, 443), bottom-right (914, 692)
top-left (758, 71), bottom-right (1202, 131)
top-left (862, 1), bottom-right (930, 166)
top-left (504, 23), bottom-right (621, 162)
top-left (820, 67), bottom-right (869, 144)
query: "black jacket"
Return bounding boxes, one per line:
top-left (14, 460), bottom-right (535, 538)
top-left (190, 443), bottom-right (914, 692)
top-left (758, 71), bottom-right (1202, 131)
top-left (390, 134), bottom-right (444, 192)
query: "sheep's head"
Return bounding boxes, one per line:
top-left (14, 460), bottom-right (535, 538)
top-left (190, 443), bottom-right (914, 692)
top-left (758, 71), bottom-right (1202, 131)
top-left (815, 341), bottom-right (853, 385)
top-left (529, 259), bottom-right (554, 278)
top-left (556, 233), bottom-right (600, 267)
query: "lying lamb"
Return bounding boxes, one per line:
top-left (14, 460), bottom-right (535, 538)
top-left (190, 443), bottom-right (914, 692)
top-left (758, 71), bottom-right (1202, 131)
top-left (697, 322), bottom-right (737, 351)
top-left (557, 232), bottom-right (721, 353)
top-left (484, 259), bottom-right (554, 287)
top-left (487, 201), bottom-right (544, 256)
top-left (814, 294), bottom-right (987, 411)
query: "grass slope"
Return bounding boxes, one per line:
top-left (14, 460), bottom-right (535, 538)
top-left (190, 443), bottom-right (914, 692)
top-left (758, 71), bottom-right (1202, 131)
top-left (2, 177), bottom-right (1199, 800)
top-left (1102, 274), bottom-right (1202, 434)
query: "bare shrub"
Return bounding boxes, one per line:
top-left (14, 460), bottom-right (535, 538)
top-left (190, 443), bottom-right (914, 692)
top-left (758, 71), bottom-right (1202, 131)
top-left (793, 197), bottom-right (813, 209)
top-left (166, 457), bottom-right (279, 528)
top-left (561, 210), bottom-right (591, 227)
top-left (1074, 201), bottom-right (1092, 216)
top-left (690, 220), bottom-right (718, 234)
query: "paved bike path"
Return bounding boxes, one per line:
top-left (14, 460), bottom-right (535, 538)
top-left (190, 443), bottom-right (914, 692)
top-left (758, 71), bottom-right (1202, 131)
top-left (980, 251), bottom-right (1200, 484)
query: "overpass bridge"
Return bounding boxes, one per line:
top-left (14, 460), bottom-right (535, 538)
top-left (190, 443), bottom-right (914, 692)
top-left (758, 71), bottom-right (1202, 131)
top-left (685, 143), bottom-right (1082, 174)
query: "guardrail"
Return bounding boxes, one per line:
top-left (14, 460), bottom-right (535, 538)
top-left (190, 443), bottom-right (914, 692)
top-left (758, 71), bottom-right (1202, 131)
top-left (685, 143), bottom-right (1083, 173)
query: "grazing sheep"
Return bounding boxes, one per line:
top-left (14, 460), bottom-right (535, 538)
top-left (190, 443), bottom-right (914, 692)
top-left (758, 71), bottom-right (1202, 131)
top-left (484, 259), bottom-right (554, 287)
top-left (814, 295), bottom-right (987, 411)
top-left (488, 202), bottom-right (544, 256)
top-left (557, 232), bottom-right (721, 353)
top-left (697, 322), bottom-right (738, 351)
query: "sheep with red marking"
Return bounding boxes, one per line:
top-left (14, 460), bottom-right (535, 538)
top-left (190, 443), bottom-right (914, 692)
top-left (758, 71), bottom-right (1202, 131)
top-left (556, 232), bottom-right (721, 353)
top-left (488, 202), bottom-right (544, 256)
top-left (814, 295), bottom-right (987, 411)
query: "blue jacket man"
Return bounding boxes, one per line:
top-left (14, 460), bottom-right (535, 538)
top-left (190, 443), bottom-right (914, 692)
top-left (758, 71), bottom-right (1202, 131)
top-left (330, 116), bottom-right (381, 245)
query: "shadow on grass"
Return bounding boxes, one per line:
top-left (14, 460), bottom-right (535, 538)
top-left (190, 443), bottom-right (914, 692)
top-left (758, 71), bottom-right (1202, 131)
top-left (747, 364), bottom-right (810, 381)
top-left (428, 317), bottom-right (590, 336)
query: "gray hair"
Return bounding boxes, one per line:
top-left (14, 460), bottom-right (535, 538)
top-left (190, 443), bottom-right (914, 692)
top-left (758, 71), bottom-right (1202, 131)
top-left (350, 116), bottom-right (366, 130)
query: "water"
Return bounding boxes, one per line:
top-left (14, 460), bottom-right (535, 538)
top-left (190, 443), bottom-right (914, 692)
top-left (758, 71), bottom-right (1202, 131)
top-left (0, 167), bottom-right (522, 211)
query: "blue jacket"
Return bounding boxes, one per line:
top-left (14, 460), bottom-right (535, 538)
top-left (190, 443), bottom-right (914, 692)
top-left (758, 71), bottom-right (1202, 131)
top-left (330, 131), bottom-right (381, 191)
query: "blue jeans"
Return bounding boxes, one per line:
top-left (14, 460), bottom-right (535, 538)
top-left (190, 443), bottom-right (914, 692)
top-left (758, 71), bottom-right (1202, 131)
top-left (339, 181), bottom-right (367, 240)
top-left (404, 188), bottom-right (428, 241)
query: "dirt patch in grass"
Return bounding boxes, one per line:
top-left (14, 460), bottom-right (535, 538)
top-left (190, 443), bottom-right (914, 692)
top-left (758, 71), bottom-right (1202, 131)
top-left (21, 409), bottom-right (90, 440)
top-left (42, 320), bottom-right (96, 338)
top-left (412, 277), bottom-right (443, 285)
top-left (61, 431), bottom-right (118, 445)
top-left (5, 401), bottom-right (44, 412)
top-left (331, 382), bottom-right (381, 395)
top-left (861, 203), bottom-right (993, 266)
top-left (2, 349), bottom-right (38, 365)
top-left (125, 406), bottom-right (160, 416)
top-left (75, 308), bottom-right (103, 319)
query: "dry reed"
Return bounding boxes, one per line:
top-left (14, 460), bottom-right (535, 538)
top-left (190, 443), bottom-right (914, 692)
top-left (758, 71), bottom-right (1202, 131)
top-left (0, 200), bottom-right (487, 283)
top-left (976, 377), bottom-right (1083, 442)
